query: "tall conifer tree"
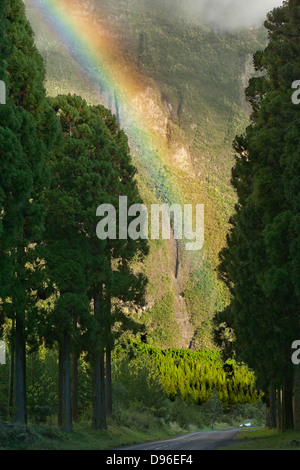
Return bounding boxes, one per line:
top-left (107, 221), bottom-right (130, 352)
top-left (40, 94), bottom-right (148, 431)
top-left (215, 0), bottom-right (300, 430)
top-left (0, 0), bottom-right (60, 424)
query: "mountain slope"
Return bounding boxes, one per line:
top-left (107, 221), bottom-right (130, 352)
top-left (23, 0), bottom-right (268, 349)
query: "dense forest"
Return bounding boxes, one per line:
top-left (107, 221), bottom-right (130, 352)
top-left (0, 0), bottom-right (149, 432)
top-left (130, 343), bottom-right (261, 406)
top-left (214, 0), bottom-right (300, 432)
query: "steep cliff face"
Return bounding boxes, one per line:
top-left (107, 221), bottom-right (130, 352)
top-left (24, 0), bottom-right (266, 349)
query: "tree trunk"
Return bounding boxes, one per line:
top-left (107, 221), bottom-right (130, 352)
top-left (92, 290), bottom-right (107, 430)
top-left (105, 268), bottom-right (113, 419)
top-left (92, 350), bottom-right (107, 430)
top-left (8, 321), bottom-right (15, 421)
top-left (72, 353), bottom-right (79, 422)
top-left (15, 313), bottom-right (26, 425)
top-left (58, 348), bottom-right (63, 428)
top-left (266, 390), bottom-right (276, 429)
top-left (282, 375), bottom-right (294, 431)
top-left (277, 389), bottom-right (282, 432)
top-left (293, 365), bottom-right (300, 431)
top-left (105, 347), bottom-right (112, 418)
top-left (59, 330), bottom-right (72, 433)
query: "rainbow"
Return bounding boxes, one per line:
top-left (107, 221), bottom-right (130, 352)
top-left (26, 0), bottom-right (181, 205)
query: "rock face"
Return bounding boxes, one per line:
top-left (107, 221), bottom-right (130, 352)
top-left (168, 231), bottom-right (194, 349)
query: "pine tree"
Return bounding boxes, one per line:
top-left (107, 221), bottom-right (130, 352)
top-left (0, 0), bottom-right (60, 424)
top-left (86, 104), bottom-right (148, 430)
top-left (215, 0), bottom-right (300, 430)
top-left (40, 94), bottom-right (148, 430)
top-left (38, 94), bottom-right (109, 431)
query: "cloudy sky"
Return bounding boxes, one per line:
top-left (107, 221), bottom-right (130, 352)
top-left (181, 0), bottom-right (284, 30)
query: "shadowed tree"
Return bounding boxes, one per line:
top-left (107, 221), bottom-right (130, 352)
top-left (214, 0), bottom-right (300, 431)
top-left (39, 94), bottom-right (148, 431)
top-left (0, 0), bottom-right (61, 424)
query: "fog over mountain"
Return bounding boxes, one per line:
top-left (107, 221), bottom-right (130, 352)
top-left (180, 0), bottom-right (284, 30)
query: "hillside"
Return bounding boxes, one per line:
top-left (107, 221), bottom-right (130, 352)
top-left (23, 0), bottom-right (268, 349)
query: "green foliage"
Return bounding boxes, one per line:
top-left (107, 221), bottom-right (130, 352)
top-left (142, 290), bottom-right (179, 348)
top-left (0, 340), bottom-right (264, 433)
top-left (183, 260), bottom-right (228, 349)
top-left (0, 361), bottom-right (9, 421)
top-left (0, 1), bottom-right (62, 425)
top-left (27, 375), bottom-right (57, 424)
top-left (26, 349), bottom-right (58, 423)
top-left (0, 2), bottom-right (148, 428)
top-left (0, 0), bottom-right (271, 433)
top-left (128, 343), bottom-right (261, 408)
top-left (214, 0), bottom-right (300, 414)
top-left (169, 394), bottom-right (205, 429)
top-left (112, 352), bottom-right (168, 417)
top-left (201, 391), bottom-right (224, 428)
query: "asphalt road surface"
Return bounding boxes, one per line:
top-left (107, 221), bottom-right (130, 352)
top-left (115, 429), bottom-right (242, 451)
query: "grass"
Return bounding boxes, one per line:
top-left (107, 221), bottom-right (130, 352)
top-left (0, 399), bottom-right (267, 450)
top-left (220, 427), bottom-right (300, 450)
top-left (0, 420), bottom-right (191, 450)
top-left (3, 419), bottom-right (300, 450)
top-left (4, 423), bottom-right (290, 451)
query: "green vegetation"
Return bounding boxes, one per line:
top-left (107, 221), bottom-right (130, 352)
top-left (0, 0), bottom-right (61, 426)
top-left (0, 0), bottom-right (148, 433)
top-left (3, 0), bottom-right (300, 450)
top-left (214, 0), bottom-right (300, 433)
top-left (0, 341), bottom-right (262, 424)
top-left (222, 428), bottom-right (300, 450)
top-left (141, 290), bottom-right (179, 348)
top-left (129, 343), bottom-right (262, 407)
top-left (0, 342), bottom-right (265, 449)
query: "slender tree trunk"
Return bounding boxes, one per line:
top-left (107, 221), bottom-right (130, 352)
top-left (72, 353), bottom-right (79, 422)
top-left (277, 389), bottom-right (282, 432)
top-left (105, 278), bottom-right (112, 419)
top-left (266, 390), bottom-right (277, 429)
top-left (282, 375), bottom-right (294, 430)
top-left (59, 330), bottom-right (72, 433)
top-left (58, 348), bottom-right (63, 428)
top-left (92, 357), bottom-right (101, 429)
top-left (92, 351), bottom-right (107, 430)
top-left (105, 347), bottom-right (112, 418)
top-left (15, 313), bottom-right (26, 425)
top-left (293, 365), bottom-right (300, 431)
top-left (8, 321), bottom-right (15, 421)
top-left (92, 290), bottom-right (107, 430)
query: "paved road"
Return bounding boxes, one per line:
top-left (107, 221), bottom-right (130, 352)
top-left (115, 429), bottom-right (242, 451)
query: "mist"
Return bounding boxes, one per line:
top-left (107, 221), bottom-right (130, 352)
top-left (180, 0), bottom-right (284, 31)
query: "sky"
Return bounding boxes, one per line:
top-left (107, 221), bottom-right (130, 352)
top-left (181, 0), bottom-right (285, 30)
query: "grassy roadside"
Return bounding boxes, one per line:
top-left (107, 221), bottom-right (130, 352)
top-left (6, 423), bottom-right (298, 451)
top-left (0, 400), bottom-right (266, 450)
top-left (0, 420), bottom-right (191, 450)
top-left (220, 428), bottom-right (300, 450)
